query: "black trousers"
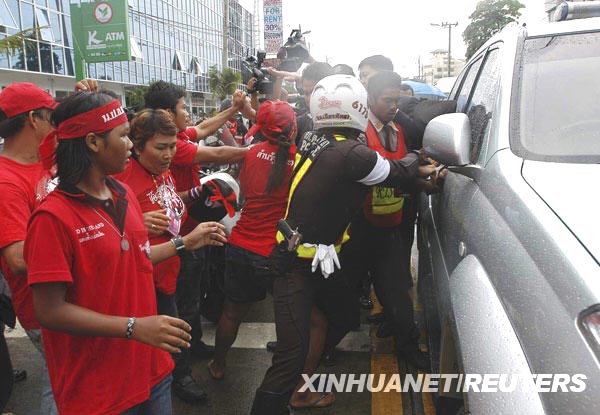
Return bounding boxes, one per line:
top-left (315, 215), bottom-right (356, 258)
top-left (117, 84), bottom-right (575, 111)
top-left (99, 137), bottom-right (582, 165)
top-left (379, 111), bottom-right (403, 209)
top-left (173, 248), bottom-right (206, 379)
top-left (344, 215), bottom-right (418, 348)
top-left (156, 290), bottom-right (191, 381)
top-left (252, 258), bottom-right (357, 414)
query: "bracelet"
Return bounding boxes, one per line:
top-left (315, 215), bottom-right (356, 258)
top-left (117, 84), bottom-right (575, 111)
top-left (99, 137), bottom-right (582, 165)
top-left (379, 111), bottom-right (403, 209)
top-left (126, 317), bottom-right (136, 339)
top-left (188, 186), bottom-right (201, 201)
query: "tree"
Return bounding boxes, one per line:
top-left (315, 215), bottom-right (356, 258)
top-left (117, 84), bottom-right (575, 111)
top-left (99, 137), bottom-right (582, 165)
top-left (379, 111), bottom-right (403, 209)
top-left (124, 85), bottom-right (149, 109)
top-left (208, 65), bottom-right (241, 101)
top-left (0, 28), bottom-right (39, 55)
top-left (463, 0), bottom-right (524, 59)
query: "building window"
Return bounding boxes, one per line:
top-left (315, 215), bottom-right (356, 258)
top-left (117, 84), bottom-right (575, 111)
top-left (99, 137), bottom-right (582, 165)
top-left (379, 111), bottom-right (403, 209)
top-left (172, 50), bottom-right (186, 71)
top-left (0, 0), bottom-right (18, 29)
top-left (34, 7), bottom-right (54, 41)
top-left (130, 37), bottom-right (143, 60)
top-left (189, 56), bottom-right (201, 74)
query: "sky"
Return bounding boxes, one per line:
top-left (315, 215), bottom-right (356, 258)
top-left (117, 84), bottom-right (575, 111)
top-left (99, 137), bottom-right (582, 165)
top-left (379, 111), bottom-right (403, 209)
top-left (238, 0), bottom-right (548, 78)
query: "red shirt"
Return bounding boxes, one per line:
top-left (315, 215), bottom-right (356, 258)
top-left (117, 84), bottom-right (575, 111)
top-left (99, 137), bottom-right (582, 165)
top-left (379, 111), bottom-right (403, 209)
top-left (0, 156), bottom-right (47, 330)
top-left (228, 142), bottom-right (296, 257)
top-left (24, 179), bottom-right (173, 415)
top-left (171, 128), bottom-right (200, 235)
top-left (115, 159), bottom-right (186, 294)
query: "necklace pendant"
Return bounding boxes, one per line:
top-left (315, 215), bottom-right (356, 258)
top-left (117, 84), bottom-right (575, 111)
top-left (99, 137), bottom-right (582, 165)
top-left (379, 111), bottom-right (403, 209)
top-left (121, 238), bottom-right (130, 251)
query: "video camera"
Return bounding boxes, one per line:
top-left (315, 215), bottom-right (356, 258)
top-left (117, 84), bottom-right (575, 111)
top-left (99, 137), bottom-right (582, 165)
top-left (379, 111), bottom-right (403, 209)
top-left (241, 26), bottom-right (312, 95)
top-left (241, 51), bottom-right (273, 95)
top-left (277, 27), bottom-right (312, 73)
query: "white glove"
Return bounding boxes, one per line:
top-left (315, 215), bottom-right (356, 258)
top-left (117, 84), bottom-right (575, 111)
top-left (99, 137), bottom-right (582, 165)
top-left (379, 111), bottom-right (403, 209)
top-left (303, 243), bottom-right (341, 278)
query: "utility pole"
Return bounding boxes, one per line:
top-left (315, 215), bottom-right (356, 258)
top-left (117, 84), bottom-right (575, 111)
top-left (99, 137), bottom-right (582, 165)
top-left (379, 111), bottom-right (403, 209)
top-left (431, 21), bottom-right (458, 77)
top-left (222, 0), bottom-right (229, 70)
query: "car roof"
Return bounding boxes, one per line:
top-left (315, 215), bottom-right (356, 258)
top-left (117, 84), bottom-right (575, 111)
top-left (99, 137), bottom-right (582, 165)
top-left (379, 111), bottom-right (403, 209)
top-left (524, 16), bottom-right (600, 37)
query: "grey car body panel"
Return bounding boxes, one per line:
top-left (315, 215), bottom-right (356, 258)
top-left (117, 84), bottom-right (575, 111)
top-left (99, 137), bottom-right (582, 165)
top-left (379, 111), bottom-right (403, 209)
top-left (449, 255), bottom-right (544, 415)
top-left (419, 17), bottom-right (600, 415)
top-left (521, 161), bottom-right (600, 265)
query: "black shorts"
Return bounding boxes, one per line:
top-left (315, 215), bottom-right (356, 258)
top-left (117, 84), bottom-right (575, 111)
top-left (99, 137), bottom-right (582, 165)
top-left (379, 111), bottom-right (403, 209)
top-left (225, 244), bottom-right (274, 303)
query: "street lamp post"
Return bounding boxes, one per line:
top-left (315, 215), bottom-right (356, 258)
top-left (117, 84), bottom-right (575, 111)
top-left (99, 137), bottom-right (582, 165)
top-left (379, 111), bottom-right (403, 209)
top-left (431, 21), bottom-right (458, 77)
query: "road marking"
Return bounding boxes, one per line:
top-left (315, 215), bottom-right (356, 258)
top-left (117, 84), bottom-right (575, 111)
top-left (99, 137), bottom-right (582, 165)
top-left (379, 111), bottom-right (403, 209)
top-left (4, 321), bottom-right (26, 338)
top-left (370, 295), bottom-right (403, 415)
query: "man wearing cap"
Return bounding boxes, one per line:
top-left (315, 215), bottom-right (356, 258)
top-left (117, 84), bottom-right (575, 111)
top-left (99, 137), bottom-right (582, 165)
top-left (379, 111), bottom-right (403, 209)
top-left (0, 79), bottom-right (97, 415)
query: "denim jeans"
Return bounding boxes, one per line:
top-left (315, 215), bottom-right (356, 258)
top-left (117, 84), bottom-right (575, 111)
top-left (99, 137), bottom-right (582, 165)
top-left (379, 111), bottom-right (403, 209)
top-left (25, 329), bottom-right (58, 415)
top-left (120, 374), bottom-right (173, 415)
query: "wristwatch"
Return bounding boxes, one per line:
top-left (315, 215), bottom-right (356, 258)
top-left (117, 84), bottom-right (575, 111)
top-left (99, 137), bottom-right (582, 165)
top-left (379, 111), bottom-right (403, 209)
top-left (171, 235), bottom-right (185, 254)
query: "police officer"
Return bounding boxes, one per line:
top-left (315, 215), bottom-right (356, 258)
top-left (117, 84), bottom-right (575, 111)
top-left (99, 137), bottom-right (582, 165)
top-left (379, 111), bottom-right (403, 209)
top-left (250, 75), bottom-right (437, 414)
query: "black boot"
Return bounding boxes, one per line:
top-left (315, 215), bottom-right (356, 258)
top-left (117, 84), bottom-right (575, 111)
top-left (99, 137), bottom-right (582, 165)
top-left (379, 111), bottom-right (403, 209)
top-left (251, 390), bottom-right (290, 415)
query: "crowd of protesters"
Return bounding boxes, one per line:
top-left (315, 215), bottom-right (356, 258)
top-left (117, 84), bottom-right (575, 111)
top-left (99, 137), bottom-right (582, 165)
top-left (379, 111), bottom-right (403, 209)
top-left (0, 53), bottom-right (449, 415)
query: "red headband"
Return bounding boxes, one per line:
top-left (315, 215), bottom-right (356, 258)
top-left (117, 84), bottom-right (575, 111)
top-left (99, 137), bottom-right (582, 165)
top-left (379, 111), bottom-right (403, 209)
top-left (56, 100), bottom-right (127, 140)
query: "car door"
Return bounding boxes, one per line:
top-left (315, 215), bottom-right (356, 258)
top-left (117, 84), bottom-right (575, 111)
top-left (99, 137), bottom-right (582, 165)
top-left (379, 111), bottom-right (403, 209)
top-left (421, 44), bottom-right (503, 332)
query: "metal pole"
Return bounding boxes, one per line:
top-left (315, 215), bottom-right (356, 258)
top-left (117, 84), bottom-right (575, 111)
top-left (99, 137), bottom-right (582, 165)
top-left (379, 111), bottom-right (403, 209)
top-left (448, 24), bottom-right (452, 77)
top-left (222, 0), bottom-right (229, 70)
top-left (431, 21), bottom-right (458, 78)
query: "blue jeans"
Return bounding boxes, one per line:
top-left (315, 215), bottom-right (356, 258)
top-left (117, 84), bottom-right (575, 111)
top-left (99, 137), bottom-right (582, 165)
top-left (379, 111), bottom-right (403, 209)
top-left (25, 329), bottom-right (58, 415)
top-left (120, 374), bottom-right (173, 415)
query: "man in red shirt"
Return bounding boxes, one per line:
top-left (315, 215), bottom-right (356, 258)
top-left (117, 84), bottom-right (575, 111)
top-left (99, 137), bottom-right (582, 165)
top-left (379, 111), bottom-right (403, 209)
top-left (0, 80), bottom-right (96, 414)
top-left (143, 80), bottom-right (250, 402)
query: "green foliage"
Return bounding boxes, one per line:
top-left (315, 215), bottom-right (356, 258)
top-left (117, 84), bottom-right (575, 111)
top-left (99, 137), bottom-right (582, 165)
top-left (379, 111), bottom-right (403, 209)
top-left (0, 28), bottom-right (40, 55)
top-left (463, 0), bottom-right (524, 59)
top-left (208, 65), bottom-right (241, 101)
top-left (125, 85), bottom-right (149, 108)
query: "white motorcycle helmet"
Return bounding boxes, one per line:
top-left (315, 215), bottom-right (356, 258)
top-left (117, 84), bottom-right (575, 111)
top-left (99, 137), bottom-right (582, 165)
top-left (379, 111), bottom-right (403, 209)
top-left (310, 74), bottom-right (369, 133)
top-left (188, 172), bottom-right (241, 229)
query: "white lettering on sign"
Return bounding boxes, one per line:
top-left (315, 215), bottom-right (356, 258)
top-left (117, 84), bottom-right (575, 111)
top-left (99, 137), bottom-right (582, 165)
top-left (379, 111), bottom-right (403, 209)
top-left (88, 31), bottom-right (102, 45)
top-left (105, 32), bottom-right (125, 41)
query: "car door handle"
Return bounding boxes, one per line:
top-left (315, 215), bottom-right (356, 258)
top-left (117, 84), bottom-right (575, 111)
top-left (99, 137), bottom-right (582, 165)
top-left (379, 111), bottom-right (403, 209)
top-left (458, 241), bottom-right (467, 258)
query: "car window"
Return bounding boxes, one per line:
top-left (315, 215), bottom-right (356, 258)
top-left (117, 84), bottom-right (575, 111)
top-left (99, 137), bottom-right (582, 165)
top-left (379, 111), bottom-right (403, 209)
top-left (455, 55), bottom-right (483, 113)
top-left (466, 47), bottom-right (501, 163)
top-left (515, 32), bottom-right (600, 163)
top-left (448, 64), bottom-right (469, 100)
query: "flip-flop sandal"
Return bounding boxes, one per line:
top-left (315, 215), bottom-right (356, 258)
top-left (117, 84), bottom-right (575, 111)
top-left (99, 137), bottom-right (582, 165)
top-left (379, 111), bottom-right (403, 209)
top-left (290, 392), bottom-right (335, 410)
top-left (207, 360), bottom-right (224, 380)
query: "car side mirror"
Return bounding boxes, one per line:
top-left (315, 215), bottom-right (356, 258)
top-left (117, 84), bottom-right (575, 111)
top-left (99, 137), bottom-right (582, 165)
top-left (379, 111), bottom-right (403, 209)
top-left (423, 113), bottom-right (471, 166)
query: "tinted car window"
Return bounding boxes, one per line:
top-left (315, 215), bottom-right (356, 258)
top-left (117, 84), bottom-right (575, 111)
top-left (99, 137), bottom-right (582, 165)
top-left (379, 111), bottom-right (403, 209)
top-left (515, 32), bottom-right (600, 163)
top-left (466, 47), bottom-right (501, 163)
top-left (455, 55), bottom-right (483, 113)
top-left (448, 63), bottom-right (469, 100)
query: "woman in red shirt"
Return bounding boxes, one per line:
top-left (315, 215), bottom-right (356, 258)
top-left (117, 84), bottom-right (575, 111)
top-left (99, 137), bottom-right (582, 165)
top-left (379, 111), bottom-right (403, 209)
top-left (115, 108), bottom-right (209, 401)
top-left (24, 91), bottom-right (226, 415)
top-left (208, 100), bottom-right (297, 380)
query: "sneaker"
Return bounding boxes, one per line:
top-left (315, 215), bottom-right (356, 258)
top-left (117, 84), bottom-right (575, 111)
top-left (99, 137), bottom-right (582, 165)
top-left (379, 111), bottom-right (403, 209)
top-left (172, 375), bottom-right (208, 403)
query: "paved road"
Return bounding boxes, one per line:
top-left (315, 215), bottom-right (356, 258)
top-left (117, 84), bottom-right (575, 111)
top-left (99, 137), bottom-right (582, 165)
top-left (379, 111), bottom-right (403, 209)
top-left (3, 244), bottom-right (437, 415)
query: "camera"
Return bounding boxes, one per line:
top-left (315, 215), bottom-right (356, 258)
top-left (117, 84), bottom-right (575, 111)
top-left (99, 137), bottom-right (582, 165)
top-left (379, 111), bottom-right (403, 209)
top-left (277, 27), bottom-right (312, 72)
top-left (241, 51), bottom-right (273, 95)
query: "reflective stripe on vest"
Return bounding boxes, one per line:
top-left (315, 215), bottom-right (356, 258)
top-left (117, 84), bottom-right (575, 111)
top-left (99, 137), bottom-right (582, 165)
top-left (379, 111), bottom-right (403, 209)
top-left (364, 121), bottom-right (407, 226)
top-left (276, 134), bottom-right (349, 259)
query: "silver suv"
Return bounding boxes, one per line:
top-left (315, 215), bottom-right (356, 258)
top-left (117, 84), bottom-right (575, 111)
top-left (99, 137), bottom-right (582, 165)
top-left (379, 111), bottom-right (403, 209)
top-left (419, 17), bottom-right (600, 414)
